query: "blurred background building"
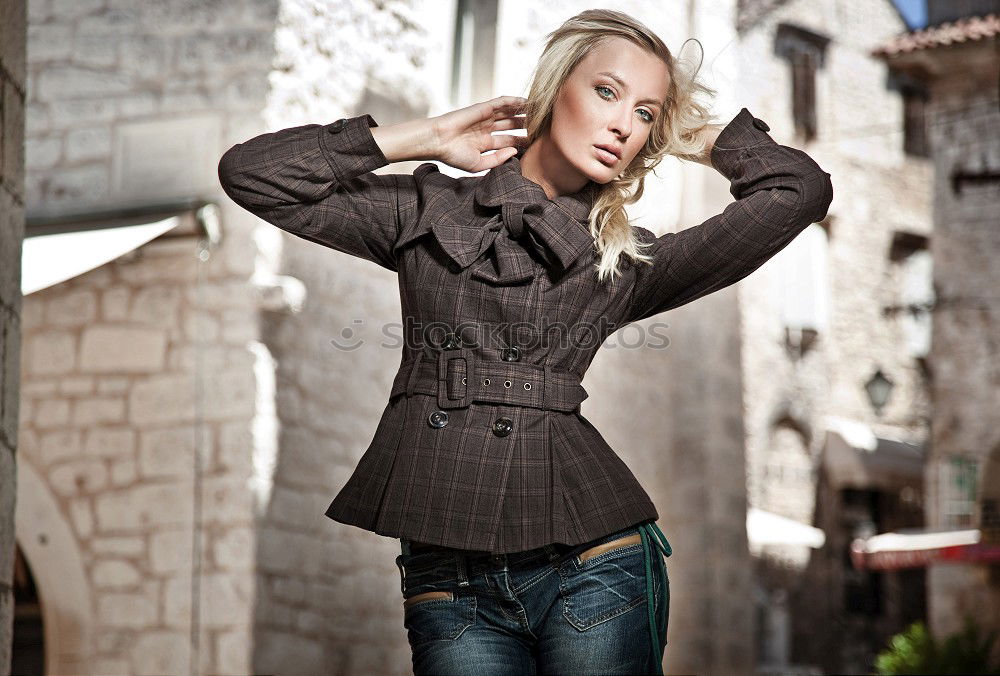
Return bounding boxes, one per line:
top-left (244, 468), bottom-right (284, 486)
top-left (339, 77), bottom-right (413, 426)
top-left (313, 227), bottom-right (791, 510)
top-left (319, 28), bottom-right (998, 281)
top-left (1, 0), bottom-right (997, 675)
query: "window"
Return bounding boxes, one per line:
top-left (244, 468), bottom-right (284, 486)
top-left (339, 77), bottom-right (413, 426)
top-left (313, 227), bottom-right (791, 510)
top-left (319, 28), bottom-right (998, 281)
top-left (889, 231), bottom-right (933, 360)
top-left (940, 455), bottom-right (979, 529)
top-left (775, 23), bottom-right (831, 142)
top-left (903, 87), bottom-right (931, 157)
top-left (772, 223), bottom-right (830, 350)
top-left (450, 0), bottom-right (499, 106)
top-left (889, 72), bottom-right (931, 158)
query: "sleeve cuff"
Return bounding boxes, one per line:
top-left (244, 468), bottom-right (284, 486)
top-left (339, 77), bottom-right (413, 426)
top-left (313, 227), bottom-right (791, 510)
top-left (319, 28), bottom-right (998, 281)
top-left (709, 107), bottom-right (775, 177)
top-left (318, 113), bottom-right (391, 185)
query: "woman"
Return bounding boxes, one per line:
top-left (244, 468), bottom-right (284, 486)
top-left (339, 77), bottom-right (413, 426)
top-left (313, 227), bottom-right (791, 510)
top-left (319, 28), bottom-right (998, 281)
top-left (218, 8), bottom-right (833, 675)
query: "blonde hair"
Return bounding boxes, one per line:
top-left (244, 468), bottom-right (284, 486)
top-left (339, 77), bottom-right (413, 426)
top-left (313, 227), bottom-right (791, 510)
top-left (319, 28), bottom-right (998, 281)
top-left (521, 9), bottom-right (718, 284)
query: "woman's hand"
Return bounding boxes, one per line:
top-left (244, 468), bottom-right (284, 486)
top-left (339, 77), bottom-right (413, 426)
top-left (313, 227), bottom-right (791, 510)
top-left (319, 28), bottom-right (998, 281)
top-left (430, 96), bottom-right (530, 173)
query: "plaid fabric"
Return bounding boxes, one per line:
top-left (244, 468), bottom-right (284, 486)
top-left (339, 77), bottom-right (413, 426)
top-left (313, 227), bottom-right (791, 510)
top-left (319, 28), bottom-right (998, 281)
top-left (218, 107), bottom-right (834, 554)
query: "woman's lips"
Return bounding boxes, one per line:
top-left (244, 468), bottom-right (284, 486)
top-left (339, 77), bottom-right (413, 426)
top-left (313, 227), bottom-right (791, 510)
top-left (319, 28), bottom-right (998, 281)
top-left (594, 146), bottom-right (619, 165)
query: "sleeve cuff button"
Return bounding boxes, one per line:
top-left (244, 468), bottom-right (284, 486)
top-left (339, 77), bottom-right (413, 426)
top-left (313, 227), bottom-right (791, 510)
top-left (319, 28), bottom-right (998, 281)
top-left (329, 118), bottom-right (348, 134)
top-left (752, 117), bottom-right (770, 132)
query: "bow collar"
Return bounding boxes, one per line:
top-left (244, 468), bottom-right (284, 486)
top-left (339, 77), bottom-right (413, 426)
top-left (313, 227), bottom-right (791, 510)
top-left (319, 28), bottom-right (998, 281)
top-left (395, 151), bottom-right (598, 285)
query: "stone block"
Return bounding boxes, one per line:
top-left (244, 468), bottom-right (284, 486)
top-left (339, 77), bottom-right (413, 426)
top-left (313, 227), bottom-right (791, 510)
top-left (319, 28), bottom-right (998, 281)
top-left (36, 66), bottom-right (132, 100)
top-left (212, 526), bottom-right (253, 571)
top-left (91, 536), bottom-right (145, 556)
top-left (37, 429), bottom-right (82, 465)
top-left (80, 326), bottom-right (166, 373)
top-left (26, 136), bottom-right (61, 170)
top-left (94, 482), bottom-right (193, 532)
top-left (82, 426), bottom-right (135, 459)
top-left (72, 396), bottom-right (125, 425)
top-left (65, 126), bottom-right (112, 163)
top-left (149, 529), bottom-right (190, 575)
top-left (59, 376), bottom-right (95, 396)
top-left (96, 591), bottom-right (157, 628)
top-left (49, 458), bottom-right (108, 495)
top-left (75, 33), bottom-right (118, 69)
top-left (33, 398), bottom-right (70, 427)
top-left (24, 330), bottom-right (76, 376)
top-left (128, 374), bottom-right (195, 425)
top-left (92, 559), bottom-right (141, 588)
top-left (138, 426), bottom-right (197, 480)
top-left (132, 631), bottom-right (189, 676)
top-left (45, 289), bottom-right (98, 327)
top-left (112, 115), bottom-right (222, 204)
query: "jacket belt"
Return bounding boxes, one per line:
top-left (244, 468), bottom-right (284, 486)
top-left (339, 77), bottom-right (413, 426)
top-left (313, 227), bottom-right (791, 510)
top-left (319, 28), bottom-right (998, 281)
top-left (389, 347), bottom-right (588, 412)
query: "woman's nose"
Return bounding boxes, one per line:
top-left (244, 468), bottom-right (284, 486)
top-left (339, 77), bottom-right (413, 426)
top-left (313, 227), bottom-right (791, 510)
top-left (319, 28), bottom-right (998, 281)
top-left (609, 112), bottom-right (632, 140)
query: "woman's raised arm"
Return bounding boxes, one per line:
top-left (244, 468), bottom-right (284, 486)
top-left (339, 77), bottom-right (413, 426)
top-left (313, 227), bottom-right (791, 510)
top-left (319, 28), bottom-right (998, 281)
top-left (625, 107), bottom-right (834, 323)
top-left (217, 97), bottom-right (529, 272)
top-left (217, 114), bottom-right (430, 272)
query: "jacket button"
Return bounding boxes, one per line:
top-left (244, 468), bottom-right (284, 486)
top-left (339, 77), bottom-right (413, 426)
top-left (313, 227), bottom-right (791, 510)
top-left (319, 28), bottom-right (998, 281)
top-left (501, 346), bottom-right (521, 362)
top-left (442, 333), bottom-right (462, 350)
top-left (492, 416), bottom-right (513, 437)
top-left (428, 410), bottom-right (449, 428)
top-left (329, 118), bottom-right (348, 134)
top-left (752, 117), bottom-right (770, 132)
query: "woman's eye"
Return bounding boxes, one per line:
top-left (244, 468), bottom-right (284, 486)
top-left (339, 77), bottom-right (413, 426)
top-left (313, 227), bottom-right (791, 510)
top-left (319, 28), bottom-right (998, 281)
top-left (595, 86), bottom-right (654, 123)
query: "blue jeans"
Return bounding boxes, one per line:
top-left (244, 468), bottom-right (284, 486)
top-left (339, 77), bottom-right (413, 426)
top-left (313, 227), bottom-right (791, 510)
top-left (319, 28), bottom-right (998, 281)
top-left (394, 521), bottom-right (672, 675)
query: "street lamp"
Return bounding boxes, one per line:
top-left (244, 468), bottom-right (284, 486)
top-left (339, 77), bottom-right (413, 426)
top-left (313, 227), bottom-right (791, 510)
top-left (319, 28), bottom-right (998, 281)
top-left (865, 367), bottom-right (894, 415)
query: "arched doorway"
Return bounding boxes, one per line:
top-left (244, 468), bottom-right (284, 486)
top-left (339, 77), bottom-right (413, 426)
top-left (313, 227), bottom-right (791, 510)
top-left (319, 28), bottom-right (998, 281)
top-left (14, 459), bottom-right (94, 674)
top-left (11, 544), bottom-right (44, 675)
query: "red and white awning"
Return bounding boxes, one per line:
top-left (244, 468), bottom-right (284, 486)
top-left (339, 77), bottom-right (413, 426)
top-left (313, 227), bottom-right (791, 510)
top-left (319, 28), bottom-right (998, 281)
top-left (850, 528), bottom-right (1000, 570)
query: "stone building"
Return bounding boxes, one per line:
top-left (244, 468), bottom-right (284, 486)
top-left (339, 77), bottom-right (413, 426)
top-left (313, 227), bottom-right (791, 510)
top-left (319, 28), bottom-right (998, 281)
top-left (868, 0), bottom-right (1000, 664)
top-left (2, 0), bottom-right (957, 675)
top-left (734, 1), bottom-right (935, 674)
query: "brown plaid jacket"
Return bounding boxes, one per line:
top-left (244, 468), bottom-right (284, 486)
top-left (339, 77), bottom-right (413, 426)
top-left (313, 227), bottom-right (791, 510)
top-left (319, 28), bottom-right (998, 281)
top-left (218, 107), bottom-right (833, 554)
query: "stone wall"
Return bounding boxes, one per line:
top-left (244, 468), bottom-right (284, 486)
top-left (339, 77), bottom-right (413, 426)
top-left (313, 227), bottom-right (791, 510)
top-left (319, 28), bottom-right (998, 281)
top-left (923, 38), bottom-right (1000, 656)
top-left (0, 0), bottom-right (26, 674)
top-left (19, 0), bottom-right (266, 672)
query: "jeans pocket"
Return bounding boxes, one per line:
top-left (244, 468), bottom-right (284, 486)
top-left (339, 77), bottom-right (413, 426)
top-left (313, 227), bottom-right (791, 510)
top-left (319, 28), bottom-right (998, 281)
top-left (402, 590), bottom-right (477, 647)
top-left (560, 534), bottom-right (648, 631)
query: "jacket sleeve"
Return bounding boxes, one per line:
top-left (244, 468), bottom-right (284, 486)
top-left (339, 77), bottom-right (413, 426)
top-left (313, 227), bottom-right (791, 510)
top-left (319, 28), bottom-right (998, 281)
top-left (217, 113), bottom-right (418, 273)
top-left (624, 107), bottom-right (834, 323)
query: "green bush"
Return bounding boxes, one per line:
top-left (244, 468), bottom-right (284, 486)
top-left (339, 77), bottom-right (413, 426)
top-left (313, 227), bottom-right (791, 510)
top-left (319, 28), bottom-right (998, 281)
top-left (874, 616), bottom-right (1000, 675)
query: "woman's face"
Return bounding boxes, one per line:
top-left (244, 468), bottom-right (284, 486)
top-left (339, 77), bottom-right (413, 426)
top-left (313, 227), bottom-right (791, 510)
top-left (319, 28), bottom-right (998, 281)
top-left (548, 36), bottom-right (670, 187)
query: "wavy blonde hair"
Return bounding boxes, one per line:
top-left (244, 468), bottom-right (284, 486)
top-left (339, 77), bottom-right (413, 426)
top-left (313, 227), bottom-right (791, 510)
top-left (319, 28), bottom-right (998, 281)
top-left (521, 9), bottom-right (719, 284)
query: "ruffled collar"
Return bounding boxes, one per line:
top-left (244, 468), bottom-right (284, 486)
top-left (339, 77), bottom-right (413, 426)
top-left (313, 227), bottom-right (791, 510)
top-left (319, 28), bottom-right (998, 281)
top-left (395, 150), bottom-right (599, 285)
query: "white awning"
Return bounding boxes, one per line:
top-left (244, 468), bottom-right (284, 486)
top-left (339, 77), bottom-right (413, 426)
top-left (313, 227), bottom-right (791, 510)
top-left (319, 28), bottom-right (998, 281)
top-left (22, 201), bottom-right (220, 296)
top-left (22, 217), bottom-right (181, 295)
top-left (747, 506), bottom-right (826, 549)
top-left (849, 528), bottom-right (1000, 570)
top-left (856, 528), bottom-right (980, 553)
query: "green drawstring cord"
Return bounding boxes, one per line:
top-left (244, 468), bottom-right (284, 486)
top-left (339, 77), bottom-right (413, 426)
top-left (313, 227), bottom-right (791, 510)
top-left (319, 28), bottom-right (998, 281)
top-left (638, 522), bottom-right (672, 675)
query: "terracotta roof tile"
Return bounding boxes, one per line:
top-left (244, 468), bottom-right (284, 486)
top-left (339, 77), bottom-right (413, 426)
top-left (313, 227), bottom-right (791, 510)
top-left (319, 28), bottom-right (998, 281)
top-left (871, 13), bottom-right (1000, 56)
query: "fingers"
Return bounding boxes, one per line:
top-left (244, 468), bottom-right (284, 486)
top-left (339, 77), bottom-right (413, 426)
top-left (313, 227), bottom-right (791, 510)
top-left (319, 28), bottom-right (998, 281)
top-left (492, 117), bottom-right (526, 132)
top-left (481, 147), bottom-right (518, 170)
top-left (490, 95), bottom-right (528, 117)
top-left (488, 133), bottom-right (527, 153)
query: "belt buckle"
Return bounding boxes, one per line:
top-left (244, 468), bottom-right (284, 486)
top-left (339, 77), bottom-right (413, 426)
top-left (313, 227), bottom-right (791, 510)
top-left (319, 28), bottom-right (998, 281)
top-left (437, 347), bottom-right (474, 409)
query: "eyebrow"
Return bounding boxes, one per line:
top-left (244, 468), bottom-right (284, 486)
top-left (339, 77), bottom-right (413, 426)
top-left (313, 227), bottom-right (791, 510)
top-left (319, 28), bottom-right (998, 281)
top-left (597, 71), bottom-right (664, 109)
